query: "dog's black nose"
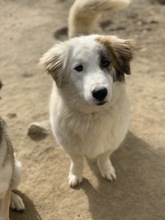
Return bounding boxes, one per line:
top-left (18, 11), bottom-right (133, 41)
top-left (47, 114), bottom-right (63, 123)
top-left (92, 88), bottom-right (107, 101)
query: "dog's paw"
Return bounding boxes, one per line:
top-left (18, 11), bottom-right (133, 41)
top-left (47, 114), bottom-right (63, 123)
top-left (99, 165), bottom-right (117, 181)
top-left (10, 192), bottom-right (25, 212)
top-left (99, 164), bottom-right (117, 181)
top-left (68, 174), bottom-right (83, 188)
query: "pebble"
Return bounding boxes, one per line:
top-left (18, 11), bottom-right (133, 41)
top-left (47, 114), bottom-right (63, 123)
top-left (27, 121), bottom-right (50, 137)
top-left (7, 113), bottom-right (17, 118)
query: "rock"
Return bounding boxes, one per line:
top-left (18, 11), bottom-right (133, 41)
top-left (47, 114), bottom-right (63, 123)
top-left (22, 72), bottom-right (33, 78)
top-left (7, 113), bottom-right (17, 118)
top-left (53, 26), bottom-right (68, 41)
top-left (140, 48), bottom-right (147, 53)
top-left (27, 121), bottom-right (50, 139)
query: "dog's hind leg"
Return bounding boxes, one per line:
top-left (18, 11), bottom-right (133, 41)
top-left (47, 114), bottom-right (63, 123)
top-left (10, 159), bottom-right (25, 212)
top-left (68, 154), bottom-right (83, 187)
top-left (97, 151), bottom-right (116, 181)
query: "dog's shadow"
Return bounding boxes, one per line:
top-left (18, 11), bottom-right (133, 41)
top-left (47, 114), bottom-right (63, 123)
top-left (78, 131), bottom-right (165, 220)
top-left (10, 191), bottom-right (42, 220)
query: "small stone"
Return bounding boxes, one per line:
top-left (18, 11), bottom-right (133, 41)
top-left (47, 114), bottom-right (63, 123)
top-left (149, 20), bottom-right (158, 24)
top-left (22, 72), bottom-right (33, 78)
top-left (7, 113), bottom-right (17, 118)
top-left (116, 26), bottom-right (126, 30)
top-left (27, 121), bottom-right (49, 138)
top-left (137, 21), bottom-right (142, 26)
top-left (140, 48), bottom-right (147, 52)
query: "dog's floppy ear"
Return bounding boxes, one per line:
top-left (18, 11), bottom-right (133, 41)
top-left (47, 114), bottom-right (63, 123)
top-left (97, 36), bottom-right (133, 78)
top-left (40, 43), bottom-right (68, 87)
top-left (110, 39), bottom-right (133, 76)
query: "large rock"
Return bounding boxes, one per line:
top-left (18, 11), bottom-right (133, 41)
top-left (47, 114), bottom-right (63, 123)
top-left (27, 121), bottom-right (50, 139)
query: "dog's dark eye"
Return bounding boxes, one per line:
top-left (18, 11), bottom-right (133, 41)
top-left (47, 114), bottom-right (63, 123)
top-left (101, 57), bottom-right (110, 68)
top-left (74, 65), bottom-right (83, 72)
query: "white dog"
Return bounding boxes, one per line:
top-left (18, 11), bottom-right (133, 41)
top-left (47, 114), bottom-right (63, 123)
top-left (40, 0), bottom-right (133, 187)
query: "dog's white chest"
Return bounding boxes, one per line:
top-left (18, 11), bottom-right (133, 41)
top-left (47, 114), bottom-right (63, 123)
top-left (51, 102), bottom-right (129, 158)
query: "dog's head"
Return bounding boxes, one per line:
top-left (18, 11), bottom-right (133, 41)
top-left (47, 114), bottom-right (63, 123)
top-left (40, 35), bottom-right (133, 110)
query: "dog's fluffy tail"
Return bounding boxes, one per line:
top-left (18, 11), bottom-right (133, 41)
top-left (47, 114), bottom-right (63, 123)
top-left (68, 0), bottom-right (130, 38)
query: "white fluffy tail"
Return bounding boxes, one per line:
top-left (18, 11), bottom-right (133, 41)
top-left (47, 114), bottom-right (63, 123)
top-left (68, 0), bottom-right (130, 38)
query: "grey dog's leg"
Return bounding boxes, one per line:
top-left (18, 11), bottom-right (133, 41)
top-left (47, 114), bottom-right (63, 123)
top-left (10, 159), bottom-right (25, 211)
top-left (0, 188), bottom-right (10, 220)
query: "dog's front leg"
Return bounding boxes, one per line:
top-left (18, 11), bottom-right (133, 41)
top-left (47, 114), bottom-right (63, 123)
top-left (0, 188), bottom-right (11, 220)
top-left (68, 154), bottom-right (83, 188)
top-left (97, 151), bottom-right (116, 181)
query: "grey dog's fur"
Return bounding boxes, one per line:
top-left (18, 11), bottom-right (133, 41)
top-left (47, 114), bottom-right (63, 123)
top-left (0, 118), bottom-right (25, 220)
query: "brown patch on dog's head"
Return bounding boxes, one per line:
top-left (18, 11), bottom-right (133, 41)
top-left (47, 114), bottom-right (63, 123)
top-left (96, 36), bottom-right (133, 81)
top-left (40, 43), bottom-right (68, 87)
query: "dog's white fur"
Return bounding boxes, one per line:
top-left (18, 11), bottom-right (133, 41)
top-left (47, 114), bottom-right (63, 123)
top-left (0, 118), bottom-right (25, 220)
top-left (40, 0), bottom-right (133, 187)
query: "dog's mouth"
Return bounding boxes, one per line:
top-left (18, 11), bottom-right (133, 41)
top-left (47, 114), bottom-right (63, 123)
top-left (96, 101), bottom-right (107, 106)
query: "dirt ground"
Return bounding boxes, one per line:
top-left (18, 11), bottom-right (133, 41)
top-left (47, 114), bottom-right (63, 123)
top-left (0, 0), bottom-right (165, 219)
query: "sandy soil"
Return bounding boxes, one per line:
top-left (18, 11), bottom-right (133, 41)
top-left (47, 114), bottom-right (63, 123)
top-left (0, 0), bottom-right (165, 219)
